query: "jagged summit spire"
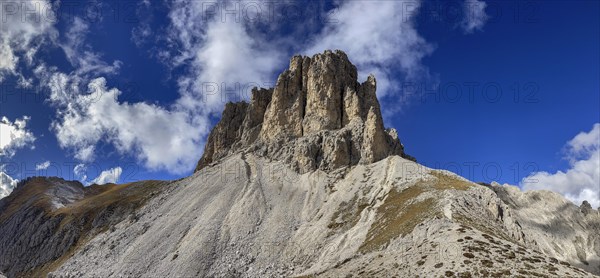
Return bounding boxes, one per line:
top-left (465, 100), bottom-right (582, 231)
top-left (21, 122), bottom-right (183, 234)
top-left (195, 50), bottom-right (411, 173)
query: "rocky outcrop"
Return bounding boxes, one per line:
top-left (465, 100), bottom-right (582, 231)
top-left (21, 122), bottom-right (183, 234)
top-left (196, 50), bottom-right (412, 173)
top-left (581, 201), bottom-right (596, 216)
top-left (488, 184), bottom-right (600, 275)
top-left (195, 102), bottom-right (249, 171)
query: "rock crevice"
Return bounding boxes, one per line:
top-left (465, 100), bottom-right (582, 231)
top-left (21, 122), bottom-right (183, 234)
top-left (195, 50), bottom-right (413, 173)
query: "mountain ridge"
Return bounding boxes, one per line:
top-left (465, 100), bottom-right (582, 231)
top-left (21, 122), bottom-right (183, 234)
top-left (0, 50), bottom-right (598, 277)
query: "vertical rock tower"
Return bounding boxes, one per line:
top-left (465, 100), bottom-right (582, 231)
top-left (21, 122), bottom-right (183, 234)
top-left (196, 50), bottom-right (412, 173)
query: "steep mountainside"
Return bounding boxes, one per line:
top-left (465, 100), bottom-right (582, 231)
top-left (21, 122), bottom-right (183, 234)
top-left (0, 177), bottom-right (166, 277)
top-left (0, 50), bottom-right (598, 277)
top-left (49, 155), bottom-right (600, 277)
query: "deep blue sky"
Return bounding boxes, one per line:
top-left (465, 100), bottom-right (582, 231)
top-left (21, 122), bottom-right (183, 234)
top-left (398, 0), bottom-right (600, 183)
top-left (0, 0), bottom-right (598, 188)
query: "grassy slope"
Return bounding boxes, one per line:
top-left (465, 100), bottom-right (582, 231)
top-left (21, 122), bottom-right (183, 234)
top-left (359, 171), bottom-right (473, 253)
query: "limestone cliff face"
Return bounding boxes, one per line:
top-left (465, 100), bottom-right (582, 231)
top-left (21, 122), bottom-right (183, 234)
top-left (196, 50), bottom-right (412, 173)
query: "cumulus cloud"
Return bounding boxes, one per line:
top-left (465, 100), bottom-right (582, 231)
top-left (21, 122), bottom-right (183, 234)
top-left (28, 10), bottom-right (209, 174)
top-left (174, 19), bottom-right (283, 113)
top-left (44, 0), bottom-right (285, 174)
top-left (565, 123), bottom-right (600, 161)
top-left (46, 1), bottom-right (314, 174)
top-left (0, 116), bottom-right (36, 157)
top-left (462, 0), bottom-right (489, 33)
top-left (0, 0), bottom-right (57, 81)
top-left (90, 167), bottom-right (122, 185)
top-left (36, 160), bottom-right (51, 170)
top-left (304, 0), bottom-right (434, 100)
top-left (522, 123), bottom-right (600, 208)
top-left (166, 1), bottom-right (284, 114)
top-left (0, 172), bottom-right (18, 199)
top-left (48, 76), bottom-right (207, 173)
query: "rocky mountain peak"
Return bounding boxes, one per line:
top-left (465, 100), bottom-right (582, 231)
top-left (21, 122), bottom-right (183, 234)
top-left (196, 50), bottom-right (413, 173)
top-left (580, 200), bottom-right (597, 216)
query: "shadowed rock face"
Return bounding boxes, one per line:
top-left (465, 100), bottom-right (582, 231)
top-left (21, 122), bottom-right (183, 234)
top-left (196, 50), bottom-right (412, 173)
top-left (0, 178), bottom-right (85, 277)
top-left (0, 177), bottom-right (165, 277)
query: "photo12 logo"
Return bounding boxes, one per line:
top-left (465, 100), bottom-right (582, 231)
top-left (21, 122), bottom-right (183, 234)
top-left (430, 161), bottom-right (539, 184)
top-left (0, 1), bottom-right (56, 24)
top-left (415, 0), bottom-right (540, 25)
top-left (0, 1), bottom-right (143, 24)
top-left (199, 1), bottom-right (338, 24)
top-left (400, 81), bottom-right (540, 104)
top-left (200, 81), bottom-right (274, 104)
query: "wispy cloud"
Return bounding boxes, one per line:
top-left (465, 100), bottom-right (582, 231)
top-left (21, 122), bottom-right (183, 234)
top-left (60, 17), bottom-right (122, 76)
top-left (163, 0), bottom-right (437, 120)
top-left (32, 11), bottom-right (208, 174)
top-left (0, 1), bottom-right (55, 164)
top-left (0, 0), bottom-right (57, 82)
top-left (522, 123), bottom-right (600, 208)
top-left (461, 0), bottom-right (489, 33)
top-left (73, 163), bottom-right (88, 182)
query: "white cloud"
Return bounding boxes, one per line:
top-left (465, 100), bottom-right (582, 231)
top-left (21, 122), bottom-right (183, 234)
top-left (166, 1), bottom-right (284, 114)
top-left (304, 0), bottom-right (434, 99)
top-left (73, 163), bottom-right (88, 182)
top-left (49, 76), bottom-right (207, 173)
top-left (44, 0), bottom-right (284, 174)
top-left (0, 0), bottom-right (57, 81)
top-left (0, 116), bottom-right (36, 157)
top-left (36, 160), bottom-right (50, 170)
top-left (60, 17), bottom-right (122, 76)
top-left (131, 0), bottom-right (153, 47)
top-left (0, 42), bottom-right (18, 75)
top-left (462, 0), bottom-right (489, 33)
top-left (522, 123), bottom-right (600, 208)
top-left (0, 0), bottom-right (41, 161)
top-left (90, 167), bottom-right (122, 185)
top-left (0, 172), bottom-right (18, 199)
top-left (29, 12), bottom-right (206, 174)
top-left (566, 123), bottom-right (600, 161)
